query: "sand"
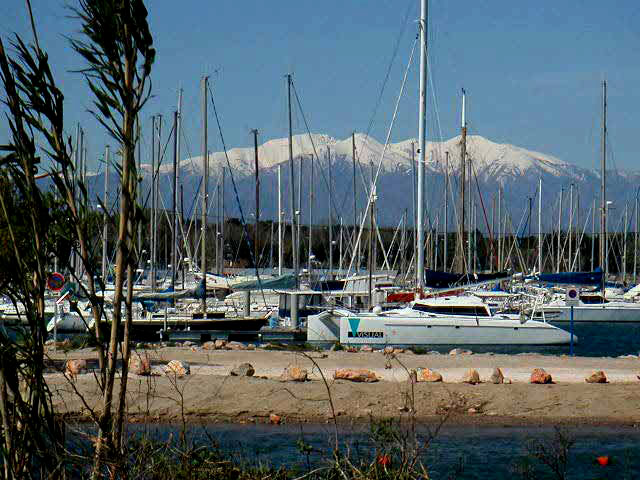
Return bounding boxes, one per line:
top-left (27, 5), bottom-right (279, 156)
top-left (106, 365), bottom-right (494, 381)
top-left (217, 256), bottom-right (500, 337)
top-left (46, 347), bottom-right (640, 426)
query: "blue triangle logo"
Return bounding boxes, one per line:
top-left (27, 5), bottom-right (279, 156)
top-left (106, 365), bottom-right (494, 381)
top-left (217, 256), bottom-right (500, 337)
top-left (348, 318), bottom-right (360, 336)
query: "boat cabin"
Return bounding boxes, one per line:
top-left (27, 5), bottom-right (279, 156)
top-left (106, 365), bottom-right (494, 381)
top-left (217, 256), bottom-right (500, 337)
top-left (411, 296), bottom-right (492, 317)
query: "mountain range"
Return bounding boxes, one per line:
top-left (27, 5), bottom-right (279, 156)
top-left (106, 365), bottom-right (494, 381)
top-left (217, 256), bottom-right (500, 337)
top-left (88, 133), bottom-right (640, 233)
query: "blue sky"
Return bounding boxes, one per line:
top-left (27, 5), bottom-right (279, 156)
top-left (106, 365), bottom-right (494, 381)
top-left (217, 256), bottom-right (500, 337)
top-left (1, 1), bottom-right (639, 172)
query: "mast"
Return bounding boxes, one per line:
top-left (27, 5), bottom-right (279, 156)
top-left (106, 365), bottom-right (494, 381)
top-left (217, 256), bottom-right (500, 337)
top-left (220, 167), bottom-right (225, 274)
top-left (286, 74), bottom-right (298, 288)
top-left (623, 204), bottom-right (628, 282)
top-left (339, 217), bottom-right (343, 273)
top-left (137, 120), bottom-right (142, 255)
top-left (467, 155), bottom-right (472, 271)
top-left (568, 183), bottom-right (574, 270)
top-left (352, 132), bottom-right (357, 250)
top-left (600, 80), bottom-right (607, 285)
top-left (411, 142), bottom-right (417, 276)
top-left (635, 195), bottom-right (638, 283)
top-left (457, 88), bottom-right (467, 272)
top-left (591, 198), bottom-right (595, 271)
top-left (200, 76), bottom-right (208, 311)
top-left (415, 0), bottom-right (428, 289)
top-left (473, 201), bottom-right (477, 273)
top-left (491, 195), bottom-right (495, 273)
top-left (171, 110), bottom-right (178, 289)
top-left (328, 146), bottom-right (333, 276)
top-left (278, 165), bottom-right (283, 276)
top-left (308, 154), bottom-right (314, 271)
top-left (368, 185), bottom-right (375, 309)
top-left (497, 186), bottom-right (501, 270)
top-left (297, 157), bottom-right (302, 263)
top-left (444, 151), bottom-right (449, 272)
top-left (175, 88), bottom-right (182, 280)
top-left (577, 191), bottom-right (581, 269)
top-left (102, 145), bottom-right (110, 283)
top-left (156, 115), bottom-right (162, 271)
top-left (252, 129), bottom-right (260, 267)
top-left (557, 189), bottom-right (563, 272)
top-left (538, 177), bottom-right (542, 273)
top-left (150, 116), bottom-right (156, 291)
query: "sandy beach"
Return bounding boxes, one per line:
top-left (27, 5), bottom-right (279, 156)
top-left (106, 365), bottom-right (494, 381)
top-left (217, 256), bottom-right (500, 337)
top-left (46, 346), bottom-right (640, 426)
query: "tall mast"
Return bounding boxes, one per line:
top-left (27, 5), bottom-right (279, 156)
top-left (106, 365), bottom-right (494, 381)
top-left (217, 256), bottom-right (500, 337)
top-left (201, 76), bottom-right (208, 311)
top-left (635, 195), bottom-right (639, 283)
top-left (557, 189), bottom-right (563, 272)
top-left (467, 155), bottom-right (472, 271)
top-left (457, 88), bottom-right (467, 272)
top-left (308, 154), bottom-right (314, 271)
top-left (328, 146), bottom-right (333, 277)
top-left (538, 177), bottom-right (542, 273)
top-left (220, 167), bottom-right (225, 274)
top-left (491, 195), bottom-right (495, 272)
top-left (136, 120), bottom-right (142, 254)
top-left (175, 88), bottom-right (182, 281)
top-left (297, 157), bottom-right (302, 262)
top-left (278, 165), bottom-right (283, 276)
top-left (150, 116), bottom-right (156, 291)
top-left (416, 0), bottom-right (428, 289)
top-left (156, 115), bottom-right (162, 271)
top-left (352, 132), bottom-right (357, 244)
top-left (623, 204), bottom-right (628, 281)
top-left (411, 142), bottom-right (417, 275)
top-left (339, 217), bottom-right (343, 272)
top-left (600, 80), bottom-right (607, 281)
top-left (444, 151), bottom-right (449, 272)
top-left (591, 198), bottom-right (595, 271)
top-left (102, 145), bottom-right (110, 284)
top-left (287, 74), bottom-right (298, 288)
top-left (497, 185), bottom-right (501, 270)
top-left (568, 183), bottom-right (574, 269)
top-left (252, 129), bottom-right (260, 267)
top-left (171, 110), bottom-right (179, 288)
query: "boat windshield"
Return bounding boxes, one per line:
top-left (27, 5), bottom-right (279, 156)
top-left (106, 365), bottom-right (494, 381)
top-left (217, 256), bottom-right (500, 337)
top-left (411, 304), bottom-right (490, 316)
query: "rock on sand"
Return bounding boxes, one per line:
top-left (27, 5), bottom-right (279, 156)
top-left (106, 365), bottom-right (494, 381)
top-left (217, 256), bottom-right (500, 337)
top-left (530, 368), bottom-right (552, 384)
top-left (230, 363), bottom-right (255, 377)
top-left (334, 368), bottom-right (379, 383)
top-left (417, 367), bottom-right (443, 383)
top-left (462, 369), bottom-right (480, 384)
top-left (585, 370), bottom-right (607, 384)
top-left (280, 365), bottom-right (308, 382)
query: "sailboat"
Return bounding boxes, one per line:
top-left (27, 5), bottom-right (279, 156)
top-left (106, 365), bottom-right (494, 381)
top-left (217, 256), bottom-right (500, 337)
top-left (308, 0), bottom-right (574, 346)
top-left (536, 82), bottom-right (640, 323)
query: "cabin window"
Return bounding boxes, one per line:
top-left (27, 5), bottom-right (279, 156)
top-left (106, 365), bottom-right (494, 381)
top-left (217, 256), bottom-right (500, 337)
top-left (412, 304), bottom-right (489, 316)
top-left (579, 295), bottom-right (608, 304)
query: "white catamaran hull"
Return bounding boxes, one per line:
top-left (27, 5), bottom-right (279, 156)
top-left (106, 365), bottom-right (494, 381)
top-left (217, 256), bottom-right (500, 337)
top-left (308, 310), bottom-right (573, 345)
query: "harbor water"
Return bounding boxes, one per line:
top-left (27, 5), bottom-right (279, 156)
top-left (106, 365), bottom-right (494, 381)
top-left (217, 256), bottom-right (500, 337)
top-left (71, 422), bottom-right (640, 479)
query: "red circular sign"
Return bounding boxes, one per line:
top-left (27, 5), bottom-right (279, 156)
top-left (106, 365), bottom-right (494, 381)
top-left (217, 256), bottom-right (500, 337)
top-left (47, 272), bottom-right (65, 292)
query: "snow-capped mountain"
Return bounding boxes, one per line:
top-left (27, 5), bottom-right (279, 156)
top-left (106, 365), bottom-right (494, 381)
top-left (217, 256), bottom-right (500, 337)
top-left (92, 133), bottom-right (639, 232)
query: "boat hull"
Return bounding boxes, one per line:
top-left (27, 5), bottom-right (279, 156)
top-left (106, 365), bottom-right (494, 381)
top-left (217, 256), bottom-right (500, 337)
top-left (308, 311), bottom-right (573, 345)
top-left (541, 304), bottom-right (640, 322)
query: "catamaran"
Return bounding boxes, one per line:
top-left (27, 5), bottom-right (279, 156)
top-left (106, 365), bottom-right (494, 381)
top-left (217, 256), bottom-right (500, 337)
top-left (308, 295), bottom-right (573, 345)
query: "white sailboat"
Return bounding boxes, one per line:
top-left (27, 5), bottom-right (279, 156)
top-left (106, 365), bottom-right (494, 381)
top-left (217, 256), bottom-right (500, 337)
top-left (539, 292), bottom-right (640, 322)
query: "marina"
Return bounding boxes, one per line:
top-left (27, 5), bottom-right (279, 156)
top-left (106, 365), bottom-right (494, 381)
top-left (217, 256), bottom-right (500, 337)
top-left (1, 0), bottom-right (639, 477)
